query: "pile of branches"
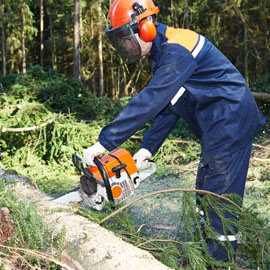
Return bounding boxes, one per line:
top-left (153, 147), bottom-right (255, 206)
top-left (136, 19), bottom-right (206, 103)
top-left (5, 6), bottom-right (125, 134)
top-left (0, 66), bottom-right (134, 194)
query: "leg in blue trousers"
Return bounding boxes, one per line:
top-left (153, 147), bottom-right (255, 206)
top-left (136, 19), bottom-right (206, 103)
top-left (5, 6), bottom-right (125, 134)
top-left (195, 141), bottom-right (253, 261)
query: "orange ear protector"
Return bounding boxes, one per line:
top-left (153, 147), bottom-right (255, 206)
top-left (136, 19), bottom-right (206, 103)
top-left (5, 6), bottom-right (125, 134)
top-left (139, 19), bottom-right (157, 42)
top-left (133, 2), bottom-right (157, 42)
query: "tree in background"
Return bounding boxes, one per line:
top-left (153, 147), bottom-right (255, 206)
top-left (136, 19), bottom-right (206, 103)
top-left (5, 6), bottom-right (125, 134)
top-left (73, 0), bottom-right (80, 80)
top-left (20, 0), bottom-right (26, 73)
top-left (97, 0), bottom-right (104, 96)
top-left (1, 1), bottom-right (6, 76)
top-left (0, 0), bottom-right (269, 96)
top-left (40, 0), bottom-right (44, 67)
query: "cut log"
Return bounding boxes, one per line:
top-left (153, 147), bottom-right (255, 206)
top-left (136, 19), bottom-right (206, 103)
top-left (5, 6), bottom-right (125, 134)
top-left (252, 92), bottom-right (270, 102)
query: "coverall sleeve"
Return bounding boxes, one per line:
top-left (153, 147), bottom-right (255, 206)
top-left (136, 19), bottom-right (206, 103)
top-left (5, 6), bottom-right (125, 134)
top-left (141, 106), bottom-right (179, 155)
top-left (99, 45), bottom-right (197, 151)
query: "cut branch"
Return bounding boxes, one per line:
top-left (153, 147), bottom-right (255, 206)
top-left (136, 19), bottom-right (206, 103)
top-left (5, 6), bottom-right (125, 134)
top-left (1, 118), bottom-right (55, 133)
top-left (252, 92), bottom-right (270, 102)
top-left (172, 166), bottom-right (197, 171)
top-left (253, 143), bottom-right (270, 150)
top-left (253, 157), bottom-right (270, 162)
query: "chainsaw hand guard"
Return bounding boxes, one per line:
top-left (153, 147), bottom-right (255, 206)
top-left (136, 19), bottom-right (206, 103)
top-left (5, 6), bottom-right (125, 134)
top-left (72, 154), bottom-right (105, 186)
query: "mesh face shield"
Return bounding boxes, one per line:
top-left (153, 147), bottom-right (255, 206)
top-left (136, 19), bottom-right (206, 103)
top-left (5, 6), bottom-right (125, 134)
top-left (105, 21), bottom-right (142, 64)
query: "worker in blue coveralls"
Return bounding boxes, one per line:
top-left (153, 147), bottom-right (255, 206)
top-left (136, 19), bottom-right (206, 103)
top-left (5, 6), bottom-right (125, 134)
top-left (83, 0), bottom-right (265, 264)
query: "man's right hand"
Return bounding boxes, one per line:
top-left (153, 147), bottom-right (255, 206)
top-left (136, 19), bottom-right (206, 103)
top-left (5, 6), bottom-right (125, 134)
top-left (133, 148), bottom-right (152, 170)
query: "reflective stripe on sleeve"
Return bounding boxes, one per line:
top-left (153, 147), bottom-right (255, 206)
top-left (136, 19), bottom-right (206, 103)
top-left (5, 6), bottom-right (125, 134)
top-left (192, 35), bottom-right (205, 58)
top-left (170, 87), bottom-right (186, 105)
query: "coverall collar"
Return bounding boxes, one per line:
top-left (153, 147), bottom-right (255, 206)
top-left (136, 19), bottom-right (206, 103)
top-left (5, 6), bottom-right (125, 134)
top-left (149, 23), bottom-right (167, 64)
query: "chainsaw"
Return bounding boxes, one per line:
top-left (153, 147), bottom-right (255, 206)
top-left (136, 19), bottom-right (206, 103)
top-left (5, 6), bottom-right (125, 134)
top-left (53, 148), bottom-right (156, 211)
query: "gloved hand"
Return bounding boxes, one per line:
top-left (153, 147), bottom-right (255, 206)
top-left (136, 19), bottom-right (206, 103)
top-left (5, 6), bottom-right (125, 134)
top-left (83, 142), bottom-right (106, 166)
top-left (133, 148), bottom-right (152, 170)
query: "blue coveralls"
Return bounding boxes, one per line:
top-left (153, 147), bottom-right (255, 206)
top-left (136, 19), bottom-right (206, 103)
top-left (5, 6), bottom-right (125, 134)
top-left (99, 23), bottom-right (265, 260)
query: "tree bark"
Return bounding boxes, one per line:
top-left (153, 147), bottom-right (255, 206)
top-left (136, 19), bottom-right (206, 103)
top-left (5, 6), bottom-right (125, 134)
top-left (40, 0), bottom-right (44, 67)
top-left (73, 0), bottom-right (80, 80)
top-left (252, 92), bottom-right (270, 102)
top-left (20, 0), bottom-right (26, 74)
top-left (98, 0), bottom-right (104, 96)
top-left (49, 6), bottom-right (56, 69)
top-left (1, 4), bottom-right (6, 76)
top-left (184, 0), bottom-right (189, 29)
top-left (233, 3), bottom-right (248, 82)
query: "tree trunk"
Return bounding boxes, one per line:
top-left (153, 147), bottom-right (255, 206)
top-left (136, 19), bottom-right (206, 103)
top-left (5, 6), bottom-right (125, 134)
top-left (40, 0), bottom-right (44, 67)
top-left (73, 0), bottom-right (80, 80)
top-left (49, 6), bottom-right (56, 69)
top-left (80, 6), bottom-right (83, 46)
top-left (20, 0), bottom-right (26, 74)
top-left (98, 0), bottom-right (104, 96)
top-left (252, 92), bottom-right (270, 103)
top-left (184, 0), bottom-right (189, 29)
top-left (171, 0), bottom-right (174, 27)
top-left (243, 25), bottom-right (248, 83)
top-left (234, 3), bottom-right (248, 82)
top-left (1, 4), bottom-right (6, 76)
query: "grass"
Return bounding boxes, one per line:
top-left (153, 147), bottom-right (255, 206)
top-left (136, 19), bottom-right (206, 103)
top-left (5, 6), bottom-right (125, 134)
top-left (0, 181), bottom-right (66, 269)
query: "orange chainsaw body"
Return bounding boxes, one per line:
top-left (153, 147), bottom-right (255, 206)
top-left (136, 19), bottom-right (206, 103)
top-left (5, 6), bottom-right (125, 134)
top-left (88, 148), bottom-right (138, 200)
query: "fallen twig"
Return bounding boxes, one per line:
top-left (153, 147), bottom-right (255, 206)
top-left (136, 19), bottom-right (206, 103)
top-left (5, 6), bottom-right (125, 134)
top-left (1, 118), bottom-right (55, 133)
top-left (99, 188), bottom-right (242, 224)
top-left (172, 166), bottom-right (197, 171)
top-left (252, 157), bottom-right (270, 162)
top-left (252, 143), bottom-right (270, 150)
top-left (137, 238), bottom-right (182, 248)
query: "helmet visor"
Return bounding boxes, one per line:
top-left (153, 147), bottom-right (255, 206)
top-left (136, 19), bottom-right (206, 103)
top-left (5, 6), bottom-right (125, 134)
top-left (105, 23), bottom-right (141, 64)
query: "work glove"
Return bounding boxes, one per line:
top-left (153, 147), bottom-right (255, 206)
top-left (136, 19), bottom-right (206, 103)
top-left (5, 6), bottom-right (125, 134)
top-left (133, 148), bottom-right (152, 170)
top-left (83, 142), bottom-right (106, 166)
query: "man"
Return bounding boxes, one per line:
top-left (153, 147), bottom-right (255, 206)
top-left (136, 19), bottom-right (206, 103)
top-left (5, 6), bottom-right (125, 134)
top-left (83, 0), bottom-right (265, 263)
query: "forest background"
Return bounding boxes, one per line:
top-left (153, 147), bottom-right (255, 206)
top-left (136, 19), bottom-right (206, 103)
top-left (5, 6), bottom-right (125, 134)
top-left (1, 0), bottom-right (270, 269)
top-left (1, 0), bottom-right (270, 95)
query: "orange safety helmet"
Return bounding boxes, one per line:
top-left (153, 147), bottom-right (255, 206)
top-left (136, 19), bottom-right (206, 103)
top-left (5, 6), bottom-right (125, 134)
top-left (105, 0), bottom-right (159, 63)
top-left (110, 0), bottom-right (159, 28)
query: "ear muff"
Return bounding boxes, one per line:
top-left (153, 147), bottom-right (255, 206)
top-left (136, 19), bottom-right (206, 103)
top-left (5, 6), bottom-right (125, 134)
top-left (138, 19), bottom-right (157, 42)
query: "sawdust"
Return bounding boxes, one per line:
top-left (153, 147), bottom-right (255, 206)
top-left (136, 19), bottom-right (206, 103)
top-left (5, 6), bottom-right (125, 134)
top-left (126, 171), bottom-right (191, 238)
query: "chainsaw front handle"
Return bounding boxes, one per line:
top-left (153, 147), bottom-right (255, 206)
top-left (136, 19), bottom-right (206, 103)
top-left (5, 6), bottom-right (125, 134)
top-left (138, 161), bottom-right (156, 181)
top-left (93, 157), bottom-right (114, 202)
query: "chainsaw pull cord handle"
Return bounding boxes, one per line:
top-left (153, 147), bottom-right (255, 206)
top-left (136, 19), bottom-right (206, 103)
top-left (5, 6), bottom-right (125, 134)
top-left (93, 157), bottom-right (114, 202)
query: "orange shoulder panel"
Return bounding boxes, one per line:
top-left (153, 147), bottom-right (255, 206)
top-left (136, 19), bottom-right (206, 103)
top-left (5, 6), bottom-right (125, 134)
top-left (165, 27), bottom-right (199, 52)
